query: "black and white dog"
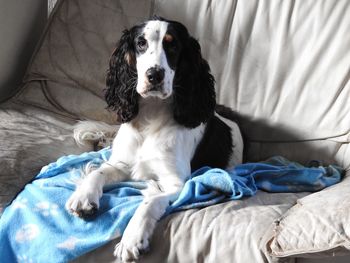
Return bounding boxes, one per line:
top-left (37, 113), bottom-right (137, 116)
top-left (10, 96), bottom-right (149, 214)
top-left (66, 17), bottom-right (243, 261)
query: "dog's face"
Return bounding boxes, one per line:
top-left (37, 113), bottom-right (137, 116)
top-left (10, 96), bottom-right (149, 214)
top-left (106, 17), bottom-right (216, 127)
top-left (134, 20), bottom-right (182, 99)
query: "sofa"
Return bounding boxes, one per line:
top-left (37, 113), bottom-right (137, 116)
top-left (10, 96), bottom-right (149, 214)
top-left (1, 0), bottom-right (350, 262)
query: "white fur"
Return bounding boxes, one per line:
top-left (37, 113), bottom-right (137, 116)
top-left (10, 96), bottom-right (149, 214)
top-left (136, 21), bottom-right (174, 99)
top-left (73, 120), bottom-right (119, 148)
top-left (215, 113), bottom-right (244, 168)
top-left (66, 97), bottom-right (205, 261)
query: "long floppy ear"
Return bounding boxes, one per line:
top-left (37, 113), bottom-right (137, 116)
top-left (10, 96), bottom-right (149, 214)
top-left (105, 29), bottom-right (138, 123)
top-left (173, 37), bottom-right (216, 128)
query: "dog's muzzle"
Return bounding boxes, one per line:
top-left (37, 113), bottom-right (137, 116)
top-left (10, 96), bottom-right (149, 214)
top-left (140, 66), bottom-right (171, 98)
top-left (146, 66), bottom-right (165, 86)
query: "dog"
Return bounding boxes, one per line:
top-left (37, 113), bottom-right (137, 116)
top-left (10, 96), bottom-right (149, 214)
top-left (66, 16), bottom-right (244, 261)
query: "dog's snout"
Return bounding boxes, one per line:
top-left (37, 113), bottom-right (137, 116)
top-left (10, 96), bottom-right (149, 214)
top-left (146, 67), bottom-right (165, 85)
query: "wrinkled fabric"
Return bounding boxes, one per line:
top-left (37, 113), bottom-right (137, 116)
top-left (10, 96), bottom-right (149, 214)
top-left (0, 147), bottom-right (343, 263)
top-left (268, 172), bottom-right (350, 258)
top-left (17, 0), bottom-right (350, 143)
top-left (0, 102), bottom-right (91, 211)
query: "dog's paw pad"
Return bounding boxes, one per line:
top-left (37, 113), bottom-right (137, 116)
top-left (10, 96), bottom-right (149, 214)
top-left (75, 202), bottom-right (98, 218)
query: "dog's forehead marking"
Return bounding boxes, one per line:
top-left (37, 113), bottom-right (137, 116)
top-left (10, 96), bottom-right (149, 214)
top-left (143, 21), bottom-right (168, 41)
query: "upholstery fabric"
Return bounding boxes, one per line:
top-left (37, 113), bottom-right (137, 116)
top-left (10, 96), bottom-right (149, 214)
top-left (74, 191), bottom-right (305, 263)
top-left (0, 101), bottom-right (91, 211)
top-left (268, 172), bottom-right (350, 258)
top-left (16, 0), bottom-right (350, 164)
top-left (16, 0), bottom-right (154, 124)
top-left (155, 0), bottom-right (350, 141)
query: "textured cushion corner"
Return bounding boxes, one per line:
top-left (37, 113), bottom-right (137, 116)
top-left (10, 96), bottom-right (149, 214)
top-left (267, 173), bottom-right (350, 258)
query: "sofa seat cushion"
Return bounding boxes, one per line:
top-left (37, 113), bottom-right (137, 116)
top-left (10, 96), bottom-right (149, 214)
top-left (0, 101), bottom-right (90, 211)
top-left (73, 191), bottom-right (307, 263)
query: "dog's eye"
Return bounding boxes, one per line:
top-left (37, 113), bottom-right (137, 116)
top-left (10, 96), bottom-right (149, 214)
top-left (137, 38), bottom-right (148, 51)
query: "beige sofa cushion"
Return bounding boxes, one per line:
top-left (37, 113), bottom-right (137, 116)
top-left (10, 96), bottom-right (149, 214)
top-left (155, 0), bottom-right (350, 142)
top-left (74, 191), bottom-right (306, 263)
top-left (0, 101), bottom-right (90, 210)
top-left (16, 0), bottom-right (154, 123)
top-left (17, 0), bottom-right (350, 143)
top-left (268, 172), bottom-right (350, 258)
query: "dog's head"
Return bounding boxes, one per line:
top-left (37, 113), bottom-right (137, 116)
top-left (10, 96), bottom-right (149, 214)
top-left (105, 17), bottom-right (216, 128)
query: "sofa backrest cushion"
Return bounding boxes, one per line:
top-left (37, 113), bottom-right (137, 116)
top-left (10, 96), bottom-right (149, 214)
top-left (16, 0), bottom-right (350, 164)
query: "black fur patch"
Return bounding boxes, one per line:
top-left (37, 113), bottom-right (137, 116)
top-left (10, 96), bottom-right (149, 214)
top-left (191, 115), bottom-right (233, 171)
top-left (105, 24), bottom-right (145, 123)
top-left (171, 32), bottom-right (216, 128)
top-left (162, 23), bottom-right (185, 70)
top-left (215, 104), bottom-right (247, 162)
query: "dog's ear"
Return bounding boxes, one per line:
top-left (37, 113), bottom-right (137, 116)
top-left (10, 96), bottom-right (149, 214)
top-left (105, 29), bottom-right (139, 123)
top-left (173, 37), bottom-right (216, 128)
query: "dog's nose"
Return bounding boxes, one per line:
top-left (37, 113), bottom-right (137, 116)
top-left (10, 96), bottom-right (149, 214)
top-left (146, 67), bottom-right (165, 85)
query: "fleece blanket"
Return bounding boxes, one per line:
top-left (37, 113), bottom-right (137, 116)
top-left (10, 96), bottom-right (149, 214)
top-left (0, 147), bottom-right (343, 263)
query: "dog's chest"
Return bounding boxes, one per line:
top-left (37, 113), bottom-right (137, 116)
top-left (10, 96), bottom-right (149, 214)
top-left (125, 98), bottom-right (205, 181)
top-left (129, 123), bottom-right (177, 180)
top-left (128, 121), bottom-right (205, 182)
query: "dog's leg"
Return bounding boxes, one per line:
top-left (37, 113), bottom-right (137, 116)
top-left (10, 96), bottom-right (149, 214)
top-left (66, 124), bottom-right (137, 217)
top-left (114, 178), bottom-right (183, 261)
top-left (113, 126), bottom-right (202, 260)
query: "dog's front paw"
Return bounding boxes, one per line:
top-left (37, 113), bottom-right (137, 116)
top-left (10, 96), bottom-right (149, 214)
top-left (65, 186), bottom-right (101, 218)
top-left (113, 216), bottom-right (155, 261)
top-left (113, 235), bottom-right (150, 262)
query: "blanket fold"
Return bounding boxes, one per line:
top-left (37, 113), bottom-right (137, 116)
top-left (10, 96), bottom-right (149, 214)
top-left (0, 148), bottom-right (343, 263)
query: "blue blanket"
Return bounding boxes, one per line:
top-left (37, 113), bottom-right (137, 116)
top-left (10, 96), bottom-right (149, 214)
top-left (0, 147), bottom-right (343, 263)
